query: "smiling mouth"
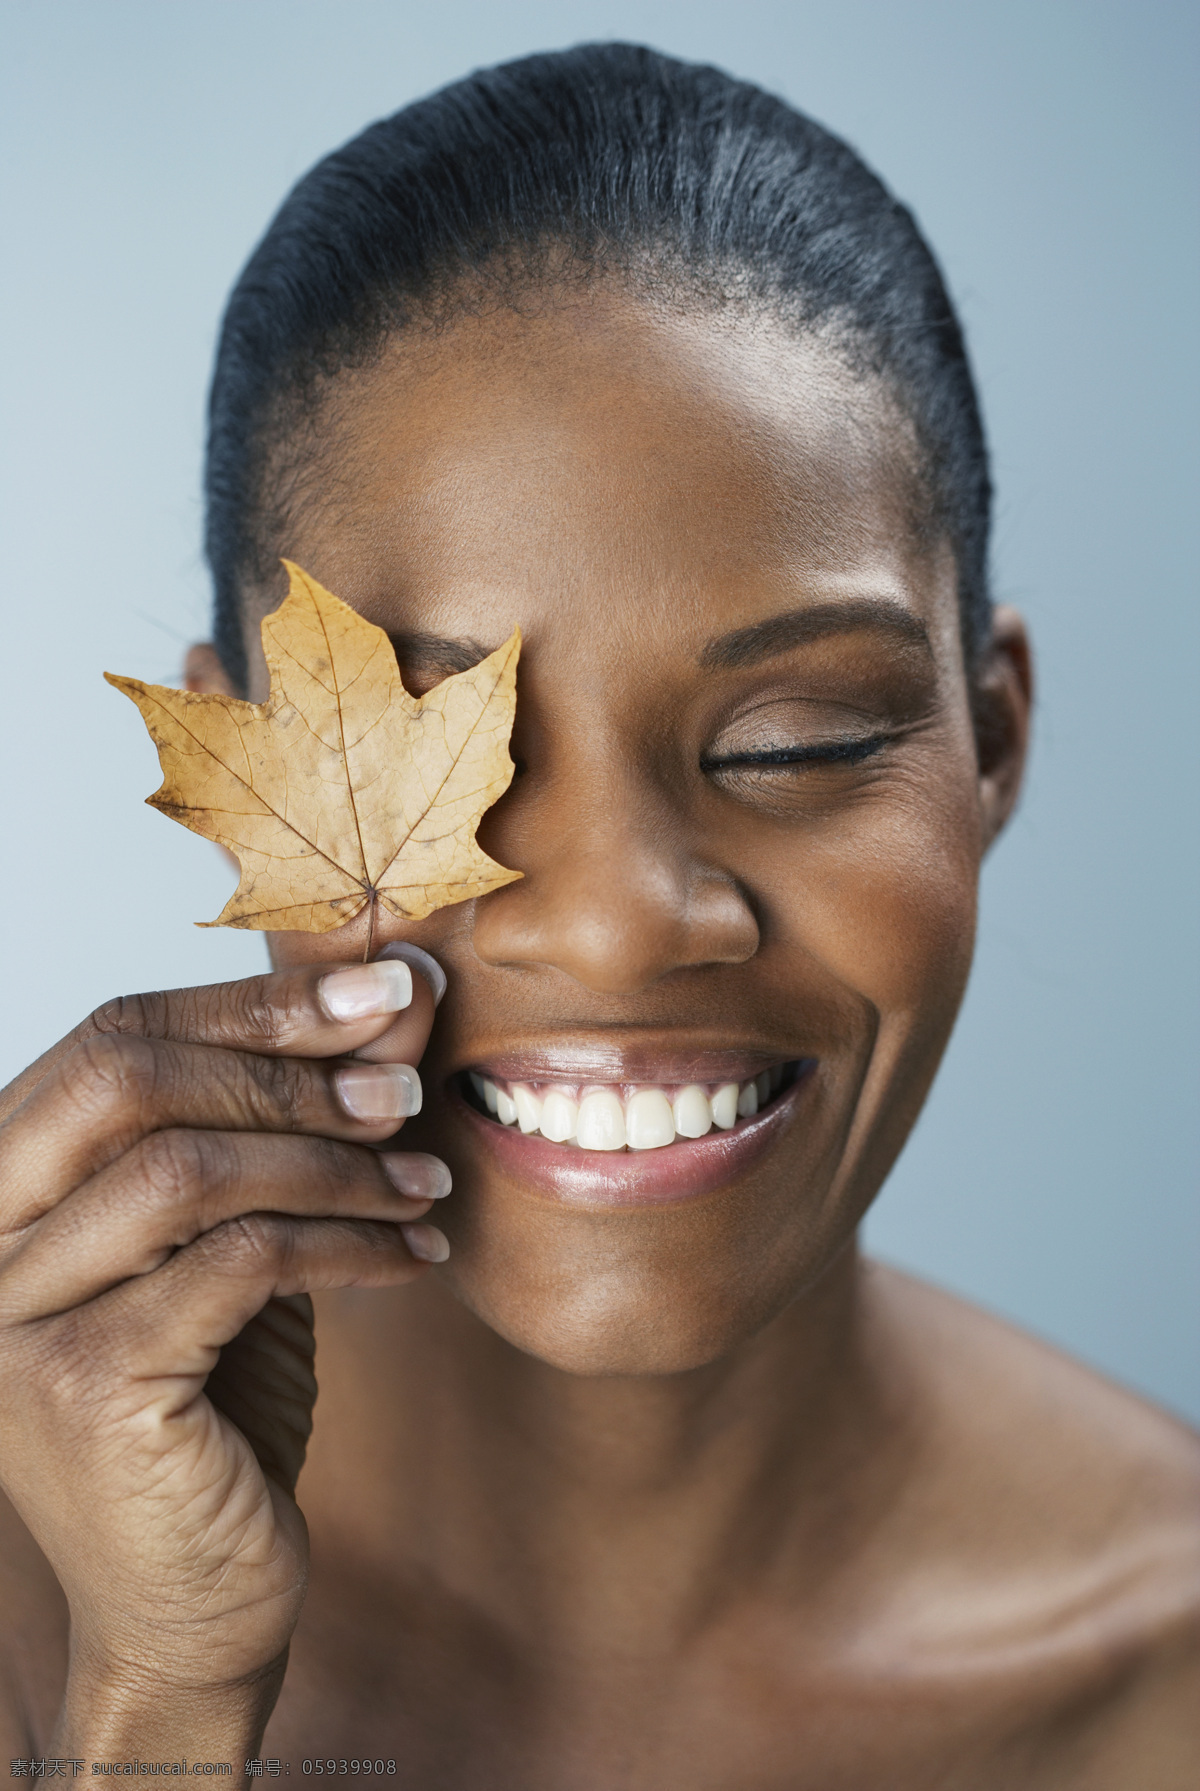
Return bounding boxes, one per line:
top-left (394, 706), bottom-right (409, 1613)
top-left (461, 1062), bottom-right (806, 1152)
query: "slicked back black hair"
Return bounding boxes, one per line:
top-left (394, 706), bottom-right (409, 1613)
top-left (206, 42), bottom-right (991, 693)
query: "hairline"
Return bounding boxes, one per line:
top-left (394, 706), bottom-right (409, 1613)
top-left (232, 251), bottom-right (957, 683)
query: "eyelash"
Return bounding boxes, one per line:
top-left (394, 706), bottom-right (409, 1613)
top-left (701, 735), bottom-right (891, 772)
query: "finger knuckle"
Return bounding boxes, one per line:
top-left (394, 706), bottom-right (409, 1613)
top-left (247, 1052), bottom-right (312, 1128)
top-left (213, 1211), bottom-right (292, 1279)
top-left (133, 1126), bottom-right (212, 1204)
top-left (306, 1133), bottom-right (359, 1182)
top-left (223, 976), bottom-right (300, 1053)
top-left (85, 989), bottom-right (165, 1040)
top-left (66, 1031), bottom-right (161, 1118)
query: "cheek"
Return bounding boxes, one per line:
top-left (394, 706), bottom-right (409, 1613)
top-left (765, 762), bottom-right (984, 1213)
top-left (788, 783), bottom-right (981, 1021)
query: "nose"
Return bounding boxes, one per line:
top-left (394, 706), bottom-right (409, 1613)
top-left (471, 803), bottom-right (760, 996)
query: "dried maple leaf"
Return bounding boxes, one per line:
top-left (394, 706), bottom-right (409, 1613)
top-left (107, 562), bottom-right (522, 938)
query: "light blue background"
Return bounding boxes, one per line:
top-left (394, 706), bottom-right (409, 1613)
top-left (3, 1), bottom-right (1197, 1420)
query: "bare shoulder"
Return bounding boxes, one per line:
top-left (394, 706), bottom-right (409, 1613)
top-left (0, 1485), bottom-right (68, 1751)
top-left (863, 1261), bottom-right (1200, 1782)
top-left (867, 1259), bottom-right (1200, 1503)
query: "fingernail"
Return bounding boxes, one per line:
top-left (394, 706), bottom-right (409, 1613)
top-left (380, 1152), bottom-right (452, 1199)
top-left (375, 942), bottom-right (447, 1007)
top-left (320, 959), bottom-right (413, 1022)
top-left (401, 1222), bottom-right (450, 1263)
top-left (335, 1062), bottom-right (422, 1122)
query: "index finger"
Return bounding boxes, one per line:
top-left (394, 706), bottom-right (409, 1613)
top-left (0, 958), bottom-right (437, 1124)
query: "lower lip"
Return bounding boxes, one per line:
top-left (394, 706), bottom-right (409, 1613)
top-left (449, 1068), bottom-right (814, 1208)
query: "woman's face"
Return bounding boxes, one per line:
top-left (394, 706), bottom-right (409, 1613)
top-left (245, 287), bottom-right (1029, 1375)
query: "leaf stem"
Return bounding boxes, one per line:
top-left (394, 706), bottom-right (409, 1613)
top-left (363, 890), bottom-right (377, 963)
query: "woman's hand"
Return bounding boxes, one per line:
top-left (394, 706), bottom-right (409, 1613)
top-left (0, 958), bottom-right (446, 1754)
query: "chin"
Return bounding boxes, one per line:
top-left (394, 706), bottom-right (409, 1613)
top-left (432, 1194), bottom-right (844, 1378)
top-left (442, 1268), bottom-right (790, 1377)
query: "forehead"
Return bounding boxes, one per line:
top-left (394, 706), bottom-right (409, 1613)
top-left (275, 287), bottom-right (948, 655)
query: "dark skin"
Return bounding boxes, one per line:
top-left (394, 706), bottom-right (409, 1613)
top-left (0, 288), bottom-right (1197, 1785)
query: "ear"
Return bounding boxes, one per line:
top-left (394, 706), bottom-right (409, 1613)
top-left (972, 605), bottom-right (1033, 850)
top-left (184, 641), bottom-right (237, 695)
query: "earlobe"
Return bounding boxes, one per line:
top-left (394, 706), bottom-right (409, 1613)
top-left (973, 605), bottom-right (1034, 850)
top-left (184, 641), bottom-right (237, 696)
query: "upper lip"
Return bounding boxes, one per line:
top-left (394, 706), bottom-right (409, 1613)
top-left (449, 1035), bottom-right (813, 1087)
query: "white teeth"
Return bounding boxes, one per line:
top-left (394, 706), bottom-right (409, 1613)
top-left (539, 1088), bottom-right (579, 1142)
top-left (512, 1083), bottom-right (543, 1134)
top-left (576, 1088), bottom-right (627, 1150)
top-left (711, 1083), bottom-right (740, 1130)
top-left (673, 1084), bottom-right (713, 1138)
top-left (474, 1067), bottom-right (791, 1147)
top-left (625, 1088), bottom-right (676, 1150)
top-left (494, 1086), bottom-right (518, 1126)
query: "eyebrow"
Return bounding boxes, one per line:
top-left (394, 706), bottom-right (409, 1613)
top-left (698, 599), bottom-right (932, 670)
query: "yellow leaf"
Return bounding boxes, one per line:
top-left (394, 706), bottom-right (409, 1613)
top-left (107, 562), bottom-right (522, 934)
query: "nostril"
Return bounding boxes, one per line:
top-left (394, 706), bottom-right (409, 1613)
top-left (469, 842), bottom-right (759, 990)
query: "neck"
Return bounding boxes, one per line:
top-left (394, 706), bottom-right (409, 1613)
top-left (300, 1241), bottom-right (905, 1648)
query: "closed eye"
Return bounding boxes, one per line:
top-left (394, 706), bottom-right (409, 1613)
top-left (701, 735), bottom-right (891, 771)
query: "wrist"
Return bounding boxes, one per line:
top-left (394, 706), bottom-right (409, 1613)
top-left (53, 1649), bottom-right (286, 1774)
